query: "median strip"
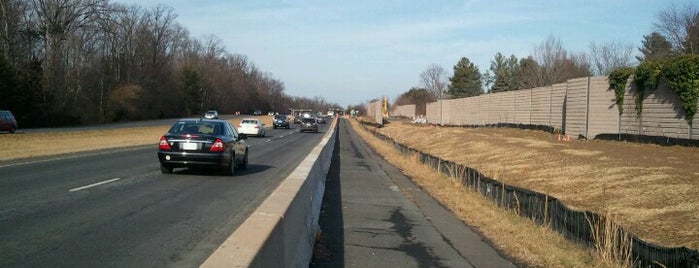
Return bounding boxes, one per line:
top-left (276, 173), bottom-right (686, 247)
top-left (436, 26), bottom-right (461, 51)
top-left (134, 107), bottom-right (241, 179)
top-left (69, 178), bottom-right (121, 192)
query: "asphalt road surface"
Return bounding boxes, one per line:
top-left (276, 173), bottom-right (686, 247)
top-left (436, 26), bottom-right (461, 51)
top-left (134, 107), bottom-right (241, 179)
top-left (0, 122), bottom-right (331, 267)
top-left (311, 118), bottom-right (516, 267)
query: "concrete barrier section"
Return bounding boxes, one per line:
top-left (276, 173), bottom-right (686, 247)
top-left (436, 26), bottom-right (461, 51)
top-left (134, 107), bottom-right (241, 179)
top-left (201, 118), bottom-right (337, 268)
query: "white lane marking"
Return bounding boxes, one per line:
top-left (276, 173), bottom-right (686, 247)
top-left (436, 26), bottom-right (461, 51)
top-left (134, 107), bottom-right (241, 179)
top-left (69, 178), bottom-right (121, 192)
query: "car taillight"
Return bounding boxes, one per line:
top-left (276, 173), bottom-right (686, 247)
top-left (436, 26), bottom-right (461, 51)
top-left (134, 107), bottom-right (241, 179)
top-left (159, 136), bottom-right (171, 151)
top-left (210, 138), bottom-right (224, 152)
top-left (254, 125), bottom-right (259, 128)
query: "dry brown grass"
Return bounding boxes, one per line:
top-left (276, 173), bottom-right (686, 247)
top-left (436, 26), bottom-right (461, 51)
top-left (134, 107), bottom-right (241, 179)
top-left (349, 119), bottom-right (620, 267)
top-left (356, 118), bottom-right (699, 251)
top-left (0, 116), bottom-right (275, 162)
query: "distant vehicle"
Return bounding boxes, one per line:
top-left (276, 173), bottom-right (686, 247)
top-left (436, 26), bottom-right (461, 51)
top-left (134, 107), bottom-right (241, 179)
top-left (300, 117), bottom-right (318, 133)
top-left (273, 115), bottom-right (290, 129)
top-left (0, 110), bottom-right (17, 133)
top-left (238, 118), bottom-right (266, 137)
top-left (315, 116), bottom-right (327, 124)
top-left (253, 110), bottom-right (262, 115)
top-left (204, 110), bottom-right (219, 119)
top-left (157, 119), bottom-right (248, 175)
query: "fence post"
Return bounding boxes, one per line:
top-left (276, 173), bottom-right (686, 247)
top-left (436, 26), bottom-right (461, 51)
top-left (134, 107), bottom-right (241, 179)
top-left (585, 76), bottom-right (591, 139)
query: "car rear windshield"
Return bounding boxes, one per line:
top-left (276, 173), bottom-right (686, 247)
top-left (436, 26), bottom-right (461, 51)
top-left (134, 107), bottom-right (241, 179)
top-left (169, 121), bottom-right (223, 135)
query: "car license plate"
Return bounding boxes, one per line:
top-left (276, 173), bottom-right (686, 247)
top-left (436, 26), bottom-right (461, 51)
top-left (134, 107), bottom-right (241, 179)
top-left (182, 142), bottom-right (197, 150)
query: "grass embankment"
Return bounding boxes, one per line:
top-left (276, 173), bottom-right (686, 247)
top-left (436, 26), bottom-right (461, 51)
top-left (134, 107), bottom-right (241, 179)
top-left (0, 116), bottom-right (274, 162)
top-left (349, 118), bottom-right (698, 267)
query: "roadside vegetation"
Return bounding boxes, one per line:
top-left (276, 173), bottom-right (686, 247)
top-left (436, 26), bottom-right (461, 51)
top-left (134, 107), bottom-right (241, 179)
top-left (350, 117), bottom-right (698, 267)
top-left (0, 0), bottom-right (339, 128)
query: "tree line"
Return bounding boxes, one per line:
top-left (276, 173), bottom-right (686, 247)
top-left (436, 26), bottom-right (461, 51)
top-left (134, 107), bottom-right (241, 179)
top-left (0, 0), bottom-right (338, 127)
top-left (394, 3), bottom-right (698, 116)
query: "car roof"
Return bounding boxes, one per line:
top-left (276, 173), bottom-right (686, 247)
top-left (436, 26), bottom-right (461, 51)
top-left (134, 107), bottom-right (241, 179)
top-left (177, 118), bottom-right (226, 123)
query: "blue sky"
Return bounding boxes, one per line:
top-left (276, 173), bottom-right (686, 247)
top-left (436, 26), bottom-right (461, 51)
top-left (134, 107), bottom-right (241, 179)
top-left (114, 0), bottom-right (690, 107)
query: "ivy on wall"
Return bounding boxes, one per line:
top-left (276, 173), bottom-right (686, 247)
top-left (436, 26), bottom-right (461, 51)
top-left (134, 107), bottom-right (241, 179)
top-left (608, 67), bottom-right (634, 115)
top-left (662, 55), bottom-right (699, 125)
top-left (633, 60), bottom-right (664, 116)
top-left (609, 55), bottom-right (699, 125)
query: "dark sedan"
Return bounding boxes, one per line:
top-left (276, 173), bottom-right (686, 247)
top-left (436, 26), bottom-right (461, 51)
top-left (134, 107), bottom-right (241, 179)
top-left (299, 117), bottom-right (318, 133)
top-left (273, 115), bottom-right (290, 129)
top-left (157, 119), bottom-right (248, 175)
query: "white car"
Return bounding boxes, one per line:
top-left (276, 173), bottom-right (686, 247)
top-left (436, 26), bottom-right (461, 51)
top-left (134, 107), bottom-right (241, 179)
top-left (238, 118), bottom-right (265, 137)
top-left (204, 110), bottom-right (219, 119)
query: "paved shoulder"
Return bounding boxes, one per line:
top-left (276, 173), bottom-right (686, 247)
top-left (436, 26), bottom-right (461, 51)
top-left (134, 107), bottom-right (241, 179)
top-left (311, 119), bottom-right (516, 267)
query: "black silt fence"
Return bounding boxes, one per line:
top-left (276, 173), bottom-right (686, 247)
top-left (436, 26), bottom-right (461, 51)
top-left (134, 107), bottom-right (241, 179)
top-left (359, 122), bottom-right (699, 268)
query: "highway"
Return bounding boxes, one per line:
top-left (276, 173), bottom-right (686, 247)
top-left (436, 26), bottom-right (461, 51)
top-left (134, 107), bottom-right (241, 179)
top-left (0, 122), bottom-right (332, 267)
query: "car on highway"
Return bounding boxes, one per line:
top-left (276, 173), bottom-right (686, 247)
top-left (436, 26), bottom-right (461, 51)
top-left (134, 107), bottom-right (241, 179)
top-left (299, 117), bottom-right (318, 133)
top-left (204, 110), bottom-right (219, 119)
top-left (157, 119), bottom-right (248, 175)
top-left (315, 116), bottom-right (327, 124)
top-left (273, 114), bottom-right (290, 129)
top-left (238, 118), bottom-right (266, 137)
top-left (0, 110), bottom-right (17, 133)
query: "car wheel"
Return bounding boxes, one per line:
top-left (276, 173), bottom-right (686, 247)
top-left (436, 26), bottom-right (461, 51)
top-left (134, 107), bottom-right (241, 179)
top-left (10, 126), bottom-right (16, 134)
top-left (226, 155), bottom-right (236, 175)
top-left (160, 164), bottom-right (173, 174)
top-left (239, 151), bottom-right (248, 170)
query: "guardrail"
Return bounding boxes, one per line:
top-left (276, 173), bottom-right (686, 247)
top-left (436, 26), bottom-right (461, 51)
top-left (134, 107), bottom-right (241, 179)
top-left (201, 118), bottom-right (338, 267)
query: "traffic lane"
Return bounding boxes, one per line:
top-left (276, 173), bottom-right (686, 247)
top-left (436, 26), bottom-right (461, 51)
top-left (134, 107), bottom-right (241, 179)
top-left (312, 119), bottom-right (515, 267)
top-left (0, 122), bottom-right (329, 267)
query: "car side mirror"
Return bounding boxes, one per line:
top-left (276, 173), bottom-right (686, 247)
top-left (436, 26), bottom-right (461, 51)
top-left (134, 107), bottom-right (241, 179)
top-left (239, 133), bottom-right (248, 140)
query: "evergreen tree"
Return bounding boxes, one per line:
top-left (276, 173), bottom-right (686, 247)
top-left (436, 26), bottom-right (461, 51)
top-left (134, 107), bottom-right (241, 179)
top-left (489, 53), bottom-right (520, 92)
top-left (0, 52), bottom-right (16, 110)
top-left (180, 65), bottom-right (203, 116)
top-left (637, 32), bottom-right (674, 61)
top-left (448, 57), bottom-right (483, 98)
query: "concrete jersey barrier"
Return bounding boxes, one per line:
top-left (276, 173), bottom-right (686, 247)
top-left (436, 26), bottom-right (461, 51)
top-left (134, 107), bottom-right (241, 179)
top-left (201, 117), bottom-right (338, 268)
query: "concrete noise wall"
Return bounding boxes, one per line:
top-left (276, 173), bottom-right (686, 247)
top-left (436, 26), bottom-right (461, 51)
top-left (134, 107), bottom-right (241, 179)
top-left (201, 118), bottom-right (338, 268)
top-left (420, 76), bottom-right (698, 141)
top-left (392, 104), bottom-right (416, 118)
top-left (365, 100), bottom-right (383, 125)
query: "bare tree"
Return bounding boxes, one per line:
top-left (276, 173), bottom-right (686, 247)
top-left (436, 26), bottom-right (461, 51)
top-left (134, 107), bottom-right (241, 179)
top-left (532, 35), bottom-right (568, 85)
top-left (531, 35), bottom-right (591, 85)
top-left (589, 41), bottom-right (635, 75)
top-left (0, 0), bottom-right (32, 63)
top-left (2, 1), bottom-right (333, 126)
top-left (420, 63), bottom-right (447, 99)
top-left (654, 2), bottom-right (699, 54)
top-left (31, 0), bottom-right (111, 109)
